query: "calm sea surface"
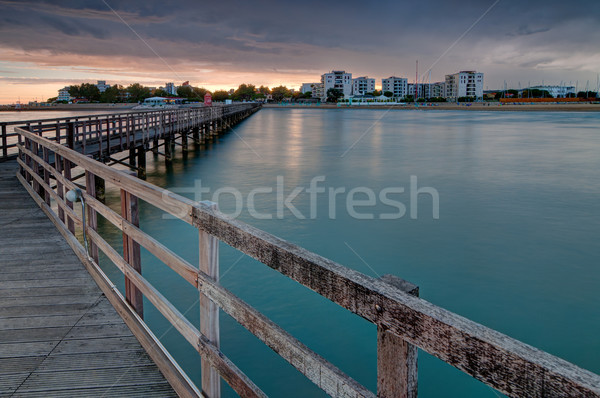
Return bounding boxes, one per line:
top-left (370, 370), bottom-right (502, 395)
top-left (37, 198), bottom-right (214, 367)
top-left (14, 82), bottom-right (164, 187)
top-left (8, 109), bottom-right (600, 397)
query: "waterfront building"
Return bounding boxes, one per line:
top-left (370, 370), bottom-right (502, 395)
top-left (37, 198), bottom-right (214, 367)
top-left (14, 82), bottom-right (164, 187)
top-left (57, 87), bottom-right (72, 102)
top-left (431, 82), bottom-right (446, 98)
top-left (445, 71), bottom-right (484, 100)
top-left (352, 77), bottom-right (375, 95)
top-left (301, 83), bottom-right (319, 94)
top-left (321, 70), bottom-right (352, 100)
top-left (382, 77), bottom-right (408, 98)
top-left (96, 80), bottom-right (110, 93)
top-left (165, 82), bottom-right (177, 96)
top-left (522, 85), bottom-right (575, 98)
top-left (311, 83), bottom-right (324, 99)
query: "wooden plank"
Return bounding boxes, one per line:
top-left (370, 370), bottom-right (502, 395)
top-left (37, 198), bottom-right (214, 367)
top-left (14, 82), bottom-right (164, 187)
top-left (8, 383), bottom-right (178, 397)
top-left (199, 201), bottom-right (220, 398)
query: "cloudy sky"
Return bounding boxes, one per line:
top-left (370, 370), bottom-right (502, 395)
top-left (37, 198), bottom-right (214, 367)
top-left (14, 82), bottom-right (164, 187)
top-left (0, 0), bottom-right (599, 103)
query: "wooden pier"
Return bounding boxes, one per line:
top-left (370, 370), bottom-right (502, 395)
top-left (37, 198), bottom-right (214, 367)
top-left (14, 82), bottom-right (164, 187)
top-left (0, 161), bottom-right (177, 397)
top-left (1, 105), bottom-right (600, 397)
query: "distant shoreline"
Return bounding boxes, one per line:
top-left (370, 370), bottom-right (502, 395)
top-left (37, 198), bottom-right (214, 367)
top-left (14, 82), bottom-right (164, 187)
top-left (264, 103), bottom-right (600, 112)
top-left (2, 102), bottom-right (599, 113)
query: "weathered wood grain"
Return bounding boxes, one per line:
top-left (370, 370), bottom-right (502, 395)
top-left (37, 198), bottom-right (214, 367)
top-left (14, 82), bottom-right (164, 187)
top-left (377, 274), bottom-right (418, 398)
top-left (190, 203), bottom-right (600, 398)
top-left (199, 201), bottom-right (221, 398)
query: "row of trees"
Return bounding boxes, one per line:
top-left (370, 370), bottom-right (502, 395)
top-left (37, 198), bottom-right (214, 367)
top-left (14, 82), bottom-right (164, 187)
top-left (52, 82), bottom-right (314, 103)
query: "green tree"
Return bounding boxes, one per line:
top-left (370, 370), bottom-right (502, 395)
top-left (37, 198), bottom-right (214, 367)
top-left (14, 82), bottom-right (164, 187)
top-left (154, 88), bottom-right (170, 97)
top-left (326, 88), bottom-right (343, 103)
top-left (577, 91), bottom-right (597, 98)
top-left (127, 83), bottom-right (151, 103)
top-left (177, 85), bottom-right (194, 99)
top-left (258, 85), bottom-right (271, 95)
top-left (232, 84), bottom-right (256, 101)
top-left (371, 89), bottom-right (381, 97)
top-left (68, 83), bottom-right (100, 101)
top-left (46, 97), bottom-right (57, 103)
top-left (271, 85), bottom-right (292, 101)
top-left (383, 91), bottom-right (393, 98)
top-left (100, 85), bottom-right (123, 103)
top-left (212, 90), bottom-right (230, 102)
top-left (193, 87), bottom-right (210, 99)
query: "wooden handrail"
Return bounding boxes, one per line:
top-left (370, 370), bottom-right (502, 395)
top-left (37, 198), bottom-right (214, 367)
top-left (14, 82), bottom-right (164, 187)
top-left (14, 126), bottom-right (600, 398)
top-left (2, 104), bottom-right (259, 160)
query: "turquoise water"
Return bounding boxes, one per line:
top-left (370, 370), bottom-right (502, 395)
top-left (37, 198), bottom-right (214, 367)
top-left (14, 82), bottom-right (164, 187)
top-left (92, 108), bottom-right (599, 397)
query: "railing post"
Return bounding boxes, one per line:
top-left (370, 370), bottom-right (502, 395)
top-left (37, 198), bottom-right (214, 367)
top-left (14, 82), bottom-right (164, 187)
top-left (121, 175), bottom-right (143, 318)
top-left (85, 167), bottom-right (99, 263)
top-left (63, 157), bottom-right (75, 234)
top-left (42, 147), bottom-right (50, 206)
top-left (1, 123), bottom-right (7, 158)
top-left (137, 145), bottom-right (146, 179)
top-left (377, 274), bottom-right (419, 398)
top-left (66, 120), bottom-right (74, 149)
top-left (199, 201), bottom-right (220, 398)
top-left (55, 153), bottom-right (65, 223)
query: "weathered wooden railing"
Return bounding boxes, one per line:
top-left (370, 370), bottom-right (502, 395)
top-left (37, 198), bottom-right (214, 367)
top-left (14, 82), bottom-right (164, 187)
top-left (1, 104), bottom-right (259, 161)
top-left (14, 126), bottom-right (600, 398)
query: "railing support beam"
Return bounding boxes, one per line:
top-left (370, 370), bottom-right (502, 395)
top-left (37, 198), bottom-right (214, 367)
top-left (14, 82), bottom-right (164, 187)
top-left (199, 201), bottom-right (221, 398)
top-left (121, 176), bottom-right (143, 318)
top-left (377, 274), bottom-right (419, 398)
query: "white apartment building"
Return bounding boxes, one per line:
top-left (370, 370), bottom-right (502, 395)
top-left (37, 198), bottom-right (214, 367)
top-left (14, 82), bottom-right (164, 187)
top-left (301, 83), bottom-right (319, 94)
top-left (57, 87), bottom-right (72, 102)
top-left (165, 82), bottom-right (177, 96)
top-left (352, 76), bottom-right (375, 95)
top-left (96, 80), bottom-right (110, 93)
top-left (445, 71), bottom-right (484, 100)
top-left (321, 70), bottom-right (352, 100)
top-left (381, 77), bottom-right (408, 98)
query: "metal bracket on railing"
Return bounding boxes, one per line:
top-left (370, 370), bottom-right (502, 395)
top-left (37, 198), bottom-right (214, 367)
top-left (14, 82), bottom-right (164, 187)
top-left (66, 188), bottom-right (91, 260)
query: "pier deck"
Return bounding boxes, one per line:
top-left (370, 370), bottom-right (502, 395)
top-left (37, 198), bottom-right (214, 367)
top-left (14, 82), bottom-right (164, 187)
top-left (0, 161), bottom-right (176, 397)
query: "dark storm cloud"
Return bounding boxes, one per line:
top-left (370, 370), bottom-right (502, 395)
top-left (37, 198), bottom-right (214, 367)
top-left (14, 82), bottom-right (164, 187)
top-left (0, 0), bottom-right (598, 87)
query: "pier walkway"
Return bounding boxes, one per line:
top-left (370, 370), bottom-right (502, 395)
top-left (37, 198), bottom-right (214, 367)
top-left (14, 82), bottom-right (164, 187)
top-left (0, 161), bottom-right (176, 397)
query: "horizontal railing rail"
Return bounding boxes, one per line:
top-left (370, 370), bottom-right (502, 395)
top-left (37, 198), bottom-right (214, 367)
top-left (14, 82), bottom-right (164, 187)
top-left (14, 126), bottom-right (600, 398)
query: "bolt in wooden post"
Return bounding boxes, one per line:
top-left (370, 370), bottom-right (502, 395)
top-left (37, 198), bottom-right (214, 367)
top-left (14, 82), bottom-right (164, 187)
top-left (199, 201), bottom-right (220, 398)
top-left (377, 274), bottom-right (419, 398)
top-left (121, 177), bottom-right (143, 318)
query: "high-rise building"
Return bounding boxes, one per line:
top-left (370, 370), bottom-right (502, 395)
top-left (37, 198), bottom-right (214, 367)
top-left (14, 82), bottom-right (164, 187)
top-left (382, 77), bottom-right (408, 98)
top-left (352, 77), bottom-right (375, 95)
top-left (445, 71), bottom-right (484, 100)
top-left (321, 70), bottom-right (352, 100)
top-left (165, 82), bottom-right (177, 96)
